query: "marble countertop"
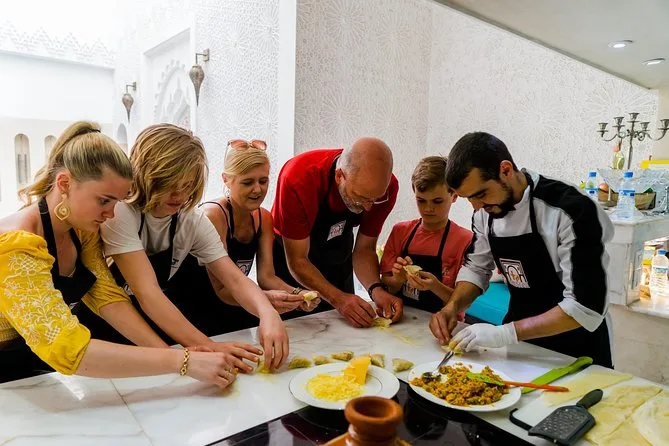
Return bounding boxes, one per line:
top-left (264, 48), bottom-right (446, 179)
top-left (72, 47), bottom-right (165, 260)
top-left (608, 212), bottom-right (669, 226)
top-left (0, 308), bottom-right (591, 446)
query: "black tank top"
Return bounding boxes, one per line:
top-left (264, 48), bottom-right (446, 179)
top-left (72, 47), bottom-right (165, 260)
top-left (201, 200), bottom-right (261, 276)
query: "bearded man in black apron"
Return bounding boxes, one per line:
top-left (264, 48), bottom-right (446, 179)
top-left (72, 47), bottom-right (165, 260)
top-left (430, 132), bottom-right (614, 367)
top-left (272, 138), bottom-right (403, 328)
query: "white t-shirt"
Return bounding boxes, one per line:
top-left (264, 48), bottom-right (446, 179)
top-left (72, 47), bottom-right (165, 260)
top-left (101, 201), bottom-right (228, 280)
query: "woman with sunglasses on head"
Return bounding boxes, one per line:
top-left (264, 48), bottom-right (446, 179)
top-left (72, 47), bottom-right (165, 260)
top-left (170, 140), bottom-right (321, 334)
top-left (0, 121), bottom-right (242, 386)
top-left (82, 124), bottom-right (289, 371)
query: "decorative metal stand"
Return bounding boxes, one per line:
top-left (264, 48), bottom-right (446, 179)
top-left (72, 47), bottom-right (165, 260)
top-left (598, 113), bottom-right (669, 170)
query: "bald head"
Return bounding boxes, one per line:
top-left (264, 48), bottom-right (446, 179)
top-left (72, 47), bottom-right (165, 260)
top-left (340, 137), bottom-right (393, 179)
top-left (337, 137), bottom-right (393, 207)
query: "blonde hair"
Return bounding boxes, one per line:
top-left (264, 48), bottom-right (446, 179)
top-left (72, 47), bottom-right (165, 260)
top-left (127, 124), bottom-right (207, 213)
top-left (411, 156), bottom-right (448, 192)
top-left (19, 121), bottom-right (132, 205)
top-left (223, 146), bottom-right (270, 177)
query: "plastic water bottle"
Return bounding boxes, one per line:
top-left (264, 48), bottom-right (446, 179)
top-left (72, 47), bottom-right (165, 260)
top-left (650, 249), bottom-right (669, 301)
top-left (616, 171), bottom-right (636, 219)
top-left (584, 171), bottom-right (598, 201)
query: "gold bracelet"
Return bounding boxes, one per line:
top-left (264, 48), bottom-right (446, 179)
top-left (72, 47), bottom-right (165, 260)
top-left (180, 348), bottom-right (190, 376)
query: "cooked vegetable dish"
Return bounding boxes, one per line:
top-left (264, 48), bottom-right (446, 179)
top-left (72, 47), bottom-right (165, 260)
top-left (410, 363), bottom-right (509, 406)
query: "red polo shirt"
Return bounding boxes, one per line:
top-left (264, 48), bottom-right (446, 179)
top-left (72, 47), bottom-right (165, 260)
top-left (272, 148), bottom-right (399, 240)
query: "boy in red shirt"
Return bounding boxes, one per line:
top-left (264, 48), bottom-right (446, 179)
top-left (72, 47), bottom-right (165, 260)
top-left (381, 156), bottom-right (472, 314)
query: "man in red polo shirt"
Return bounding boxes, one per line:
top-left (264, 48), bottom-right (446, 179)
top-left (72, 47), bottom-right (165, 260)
top-left (272, 137), bottom-right (403, 327)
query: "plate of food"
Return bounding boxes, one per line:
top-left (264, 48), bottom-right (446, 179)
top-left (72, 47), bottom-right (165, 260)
top-left (289, 356), bottom-right (400, 410)
top-left (408, 360), bottom-right (521, 412)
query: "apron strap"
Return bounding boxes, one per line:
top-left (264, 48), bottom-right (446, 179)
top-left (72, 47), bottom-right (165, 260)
top-left (69, 229), bottom-right (83, 255)
top-left (167, 213), bottom-right (178, 250)
top-left (138, 214), bottom-right (145, 236)
top-left (200, 201), bottom-right (233, 239)
top-left (225, 200), bottom-right (236, 237)
top-left (37, 198), bottom-right (84, 277)
top-left (400, 220), bottom-right (422, 256)
top-left (255, 209), bottom-right (262, 240)
top-left (223, 200), bottom-right (259, 239)
top-left (402, 220), bottom-right (451, 258)
top-left (324, 156), bottom-right (339, 205)
top-left (524, 172), bottom-right (539, 234)
top-left (138, 213), bottom-right (178, 255)
top-left (436, 220), bottom-right (451, 258)
top-left (38, 198), bottom-right (60, 276)
top-left (487, 172), bottom-right (538, 236)
top-left (200, 201), bottom-right (226, 215)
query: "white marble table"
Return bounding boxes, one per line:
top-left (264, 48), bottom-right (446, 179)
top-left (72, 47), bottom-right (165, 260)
top-left (0, 308), bottom-right (584, 445)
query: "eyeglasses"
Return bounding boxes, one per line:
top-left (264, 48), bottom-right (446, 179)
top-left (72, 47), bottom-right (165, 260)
top-left (351, 192), bottom-right (389, 207)
top-left (227, 139), bottom-right (267, 151)
top-left (340, 170), bottom-right (390, 206)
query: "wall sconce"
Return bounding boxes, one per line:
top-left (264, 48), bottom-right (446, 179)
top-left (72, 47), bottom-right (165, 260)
top-left (189, 49), bottom-right (209, 106)
top-left (122, 82), bottom-right (137, 121)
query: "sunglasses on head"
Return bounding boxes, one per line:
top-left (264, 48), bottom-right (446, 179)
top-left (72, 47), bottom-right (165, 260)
top-left (227, 139), bottom-right (267, 151)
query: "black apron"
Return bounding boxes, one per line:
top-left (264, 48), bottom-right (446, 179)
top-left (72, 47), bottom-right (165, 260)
top-left (488, 173), bottom-right (612, 367)
top-left (397, 220), bottom-right (450, 313)
top-left (78, 213), bottom-right (179, 345)
top-left (205, 200), bottom-right (260, 276)
top-left (273, 157), bottom-right (362, 315)
top-left (163, 201), bottom-right (262, 336)
top-left (130, 213), bottom-right (179, 290)
top-left (166, 254), bottom-right (259, 335)
top-left (0, 198), bottom-right (97, 383)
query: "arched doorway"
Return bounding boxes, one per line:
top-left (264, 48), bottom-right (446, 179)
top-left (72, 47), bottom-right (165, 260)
top-left (116, 124), bottom-right (128, 153)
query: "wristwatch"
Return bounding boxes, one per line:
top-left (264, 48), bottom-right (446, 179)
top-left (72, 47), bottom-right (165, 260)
top-left (367, 282), bottom-right (387, 297)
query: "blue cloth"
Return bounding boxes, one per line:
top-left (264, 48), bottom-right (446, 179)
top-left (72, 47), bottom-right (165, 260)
top-left (465, 282), bottom-right (510, 326)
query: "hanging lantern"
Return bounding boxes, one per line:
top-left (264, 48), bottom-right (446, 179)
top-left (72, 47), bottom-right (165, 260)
top-left (190, 49), bottom-right (209, 106)
top-left (122, 82), bottom-right (136, 121)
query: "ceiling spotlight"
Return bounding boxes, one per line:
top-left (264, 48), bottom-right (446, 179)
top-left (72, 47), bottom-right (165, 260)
top-left (608, 40), bottom-right (633, 49)
top-left (643, 58), bottom-right (665, 66)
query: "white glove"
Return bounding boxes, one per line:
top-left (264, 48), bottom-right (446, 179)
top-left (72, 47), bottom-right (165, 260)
top-left (450, 323), bottom-right (518, 352)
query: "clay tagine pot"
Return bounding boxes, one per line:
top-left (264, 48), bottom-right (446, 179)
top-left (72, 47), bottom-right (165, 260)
top-left (325, 396), bottom-right (409, 446)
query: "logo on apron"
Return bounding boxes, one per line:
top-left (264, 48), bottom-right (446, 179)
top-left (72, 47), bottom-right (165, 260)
top-left (327, 220), bottom-right (347, 241)
top-left (236, 259), bottom-right (253, 276)
top-left (402, 282), bottom-right (420, 300)
top-left (499, 258), bottom-right (530, 288)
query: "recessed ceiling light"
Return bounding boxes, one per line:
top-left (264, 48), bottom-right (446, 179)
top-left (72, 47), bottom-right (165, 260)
top-left (608, 40), bottom-right (633, 49)
top-left (643, 58), bottom-right (666, 66)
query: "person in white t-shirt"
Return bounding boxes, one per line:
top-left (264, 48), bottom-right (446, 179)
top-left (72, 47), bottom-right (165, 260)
top-left (91, 124), bottom-right (288, 371)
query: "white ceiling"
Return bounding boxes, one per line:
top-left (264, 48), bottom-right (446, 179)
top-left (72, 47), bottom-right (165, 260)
top-left (437, 0), bottom-right (669, 89)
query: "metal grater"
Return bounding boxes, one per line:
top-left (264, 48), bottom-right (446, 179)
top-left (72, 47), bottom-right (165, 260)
top-left (510, 389), bottom-right (603, 446)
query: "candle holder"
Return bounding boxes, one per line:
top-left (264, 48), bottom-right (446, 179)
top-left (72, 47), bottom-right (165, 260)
top-left (598, 113), bottom-right (669, 170)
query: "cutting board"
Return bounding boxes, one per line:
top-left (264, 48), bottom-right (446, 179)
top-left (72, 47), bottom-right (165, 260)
top-left (512, 365), bottom-right (669, 442)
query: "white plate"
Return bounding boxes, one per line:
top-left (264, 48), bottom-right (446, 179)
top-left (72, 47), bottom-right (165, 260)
top-left (408, 360), bottom-right (521, 412)
top-left (289, 363), bottom-right (400, 410)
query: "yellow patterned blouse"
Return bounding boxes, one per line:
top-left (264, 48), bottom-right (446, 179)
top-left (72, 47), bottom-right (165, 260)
top-left (0, 230), bottom-right (131, 375)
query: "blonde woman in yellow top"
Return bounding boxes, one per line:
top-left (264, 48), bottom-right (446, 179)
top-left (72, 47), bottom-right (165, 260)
top-left (0, 121), bottom-right (246, 386)
top-left (94, 124), bottom-right (289, 371)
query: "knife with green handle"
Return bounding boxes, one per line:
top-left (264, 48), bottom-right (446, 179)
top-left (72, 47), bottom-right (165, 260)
top-left (521, 356), bottom-right (593, 394)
